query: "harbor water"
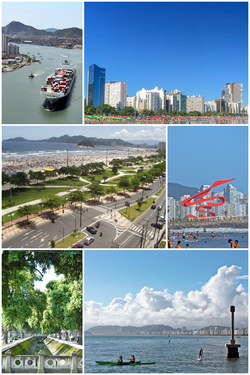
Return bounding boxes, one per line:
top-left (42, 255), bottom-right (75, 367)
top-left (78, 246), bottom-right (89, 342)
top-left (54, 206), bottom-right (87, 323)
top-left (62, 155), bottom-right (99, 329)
top-left (85, 335), bottom-right (248, 373)
top-left (2, 44), bottom-right (82, 124)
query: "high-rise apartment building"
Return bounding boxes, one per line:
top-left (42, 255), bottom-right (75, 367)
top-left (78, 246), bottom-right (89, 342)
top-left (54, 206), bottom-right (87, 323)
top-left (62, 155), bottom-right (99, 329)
top-left (224, 184), bottom-right (238, 204)
top-left (186, 95), bottom-right (204, 113)
top-left (87, 64), bottom-right (105, 107)
top-left (2, 34), bottom-right (8, 52)
top-left (105, 81), bottom-right (127, 110)
top-left (172, 90), bottom-right (187, 112)
top-left (136, 87), bottom-right (166, 111)
top-left (224, 82), bottom-right (243, 109)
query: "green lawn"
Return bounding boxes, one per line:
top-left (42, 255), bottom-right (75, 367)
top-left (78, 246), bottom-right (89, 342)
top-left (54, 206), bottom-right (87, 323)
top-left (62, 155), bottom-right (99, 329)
top-left (32, 177), bottom-right (88, 187)
top-left (119, 197), bottom-right (155, 222)
top-left (155, 185), bottom-right (166, 196)
top-left (2, 187), bottom-right (69, 209)
top-left (55, 232), bottom-right (86, 248)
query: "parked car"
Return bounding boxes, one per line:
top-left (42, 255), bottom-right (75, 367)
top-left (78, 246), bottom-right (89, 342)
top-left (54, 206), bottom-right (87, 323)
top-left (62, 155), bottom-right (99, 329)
top-left (84, 236), bottom-right (94, 245)
top-left (151, 204), bottom-right (156, 209)
top-left (157, 205), bottom-right (162, 211)
top-left (86, 226), bottom-right (97, 234)
top-left (159, 216), bottom-right (165, 222)
top-left (151, 223), bottom-right (163, 229)
top-left (72, 244), bottom-right (84, 248)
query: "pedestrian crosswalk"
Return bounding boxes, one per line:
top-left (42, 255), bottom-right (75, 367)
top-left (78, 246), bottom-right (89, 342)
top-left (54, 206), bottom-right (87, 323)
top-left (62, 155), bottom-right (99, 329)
top-left (129, 224), bottom-right (154, 238)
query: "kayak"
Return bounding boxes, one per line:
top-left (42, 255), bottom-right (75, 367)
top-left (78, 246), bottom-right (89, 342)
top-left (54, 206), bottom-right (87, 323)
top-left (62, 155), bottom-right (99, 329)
top-left (96, 361), bottom-right (155, 365)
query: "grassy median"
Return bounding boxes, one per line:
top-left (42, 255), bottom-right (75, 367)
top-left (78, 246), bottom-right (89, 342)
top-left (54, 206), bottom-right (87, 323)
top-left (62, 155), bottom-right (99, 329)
top-left (55, 232), bottom-right (86, 248)
top-left (119, 197), bottom-right (155, 222)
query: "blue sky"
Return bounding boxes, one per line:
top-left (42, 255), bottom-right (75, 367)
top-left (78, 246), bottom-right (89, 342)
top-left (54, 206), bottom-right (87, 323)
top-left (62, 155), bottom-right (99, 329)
top-left (168, 126), bottom-right (248, 195)
top-left (2, 2), bottom-right (82, 29)
top-left (2, 125), bottom-right (166, 143)
top-left (84, 250), bottom-right (248, 329)
top-left (84, 2), bottom-right (248, 105)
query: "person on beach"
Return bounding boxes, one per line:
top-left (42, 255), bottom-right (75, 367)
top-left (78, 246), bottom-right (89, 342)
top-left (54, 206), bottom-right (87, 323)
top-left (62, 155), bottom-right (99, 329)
top-left (182, 231), bottom-right (186, 240)
top-left (175, 241), bottom-right (182, 248)
top-left (199, 348), bottom-right (203, 359)
top-left (228, 239), bottom-right (236, 248)
top-left (186, 244), bottom-right (189, 248)
top-left (234, 240), bottom-right (239, 248)
top-left (168, 237), bottom-right (173, 248)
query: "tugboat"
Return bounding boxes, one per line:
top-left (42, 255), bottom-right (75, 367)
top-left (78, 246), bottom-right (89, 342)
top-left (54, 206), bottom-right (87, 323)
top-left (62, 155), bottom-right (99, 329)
top-left (29, 72), bottom-right (35, 78)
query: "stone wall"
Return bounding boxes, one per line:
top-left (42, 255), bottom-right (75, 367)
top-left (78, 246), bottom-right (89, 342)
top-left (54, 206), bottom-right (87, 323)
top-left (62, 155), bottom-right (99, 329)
top-left (44, 338), bottom-right (82, 356)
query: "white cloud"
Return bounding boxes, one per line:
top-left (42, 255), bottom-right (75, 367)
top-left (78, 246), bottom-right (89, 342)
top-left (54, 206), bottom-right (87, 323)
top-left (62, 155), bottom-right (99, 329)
top-left (109, 127), bottom-right (166, 141)
top-left (85, 265), bottom-right (248, 330)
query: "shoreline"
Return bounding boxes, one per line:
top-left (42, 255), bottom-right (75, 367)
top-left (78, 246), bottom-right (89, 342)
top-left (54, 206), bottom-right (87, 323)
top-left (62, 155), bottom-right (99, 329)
top-left (168, 221), bottom-right (248, 230)
top-left (2, 149), bottom-right (157, 175)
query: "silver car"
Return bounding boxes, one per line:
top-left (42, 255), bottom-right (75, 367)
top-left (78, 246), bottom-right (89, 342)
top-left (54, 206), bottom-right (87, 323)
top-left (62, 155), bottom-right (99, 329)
top-left (84, 236), bottom-right (94, 245)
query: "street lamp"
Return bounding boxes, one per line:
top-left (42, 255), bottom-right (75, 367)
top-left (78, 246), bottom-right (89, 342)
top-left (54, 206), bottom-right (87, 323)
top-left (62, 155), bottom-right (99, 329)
top-left (8, 213), bottom-right (15, 226)
top-left (57, 220), bottom-right (65, 242)
top-left (68, 213), bottom-right (77, 233)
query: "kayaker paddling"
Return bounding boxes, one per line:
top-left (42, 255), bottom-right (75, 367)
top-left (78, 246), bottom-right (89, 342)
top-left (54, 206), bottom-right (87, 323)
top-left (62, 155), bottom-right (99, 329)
top-left (117, 356), bottom-right (123, 363)
top-left (129, 355), bottom-right (135, 363)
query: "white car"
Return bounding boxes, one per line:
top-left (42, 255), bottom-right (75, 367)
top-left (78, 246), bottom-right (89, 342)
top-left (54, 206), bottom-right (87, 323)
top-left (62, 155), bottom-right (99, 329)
top-left (159, 216), bottom-right (165, 222)
top-left (84, 236), bottom-right (94, 245)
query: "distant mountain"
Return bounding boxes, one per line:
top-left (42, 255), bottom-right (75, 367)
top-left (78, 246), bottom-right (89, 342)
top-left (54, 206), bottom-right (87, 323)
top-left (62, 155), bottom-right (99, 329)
top-left (168, 182), bottom-right (198, 200)
top-left (85, 324), bottom-right (234, 335)
top-left (45, 28), bottom-right (58, 33)
top-left (128, 140), bottom-right (159, 146)
top-left (4, 134), bottom-right (134, 147)
top-left (2, 21), bottom-right (82, 38)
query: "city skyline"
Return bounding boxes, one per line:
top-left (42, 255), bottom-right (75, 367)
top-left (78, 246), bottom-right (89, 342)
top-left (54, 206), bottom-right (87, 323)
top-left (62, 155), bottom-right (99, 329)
top-left (84, 2), bottom-right (248, 106)
top-left (168, 126), bottom-right (248, 195)
top-left (2, 2), bottom-right (82, 30)
top-left (2, 125), bottom-right (166, 143)
top-left (84, 250), bottom-right (248, 330)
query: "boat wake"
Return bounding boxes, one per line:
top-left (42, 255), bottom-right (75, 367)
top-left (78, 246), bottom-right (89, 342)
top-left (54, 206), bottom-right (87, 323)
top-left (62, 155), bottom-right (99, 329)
top-left (34, 70), bottom-right (45, 77)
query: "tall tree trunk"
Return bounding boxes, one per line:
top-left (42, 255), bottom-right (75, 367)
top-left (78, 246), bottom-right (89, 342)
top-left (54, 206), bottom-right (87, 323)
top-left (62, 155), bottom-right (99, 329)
top-left (79, 325), bottom-right (82, 345)
top-left (4, 327), bottom-right (8, 344)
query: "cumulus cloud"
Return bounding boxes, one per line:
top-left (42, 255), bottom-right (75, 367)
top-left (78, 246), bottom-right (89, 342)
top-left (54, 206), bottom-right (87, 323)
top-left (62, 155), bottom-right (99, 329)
top-left (109, 127), bottom-right (165, 141)
top-left (85, 265), bottom-right (248, 330)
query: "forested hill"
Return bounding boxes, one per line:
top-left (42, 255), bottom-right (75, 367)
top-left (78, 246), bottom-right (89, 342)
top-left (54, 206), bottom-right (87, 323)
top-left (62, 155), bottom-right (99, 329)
top-left (168, 182), bottom-right (198, 200)
top-left (4, 134), bottom-right (134, 147)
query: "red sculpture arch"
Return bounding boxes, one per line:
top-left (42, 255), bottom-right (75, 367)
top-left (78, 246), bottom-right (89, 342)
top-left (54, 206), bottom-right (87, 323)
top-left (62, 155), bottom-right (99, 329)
top-left (181, 179), bottom-right (236, 219)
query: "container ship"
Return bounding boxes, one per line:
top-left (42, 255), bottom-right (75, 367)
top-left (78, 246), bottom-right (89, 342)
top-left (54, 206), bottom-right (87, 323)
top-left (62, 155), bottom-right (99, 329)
top-left (40, 60), bottom-right (76, 110)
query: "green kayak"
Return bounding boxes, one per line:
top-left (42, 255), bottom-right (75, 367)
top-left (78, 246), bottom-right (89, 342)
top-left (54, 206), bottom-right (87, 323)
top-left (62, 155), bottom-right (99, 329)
top-left (96, 361), bottom-right (155, 366)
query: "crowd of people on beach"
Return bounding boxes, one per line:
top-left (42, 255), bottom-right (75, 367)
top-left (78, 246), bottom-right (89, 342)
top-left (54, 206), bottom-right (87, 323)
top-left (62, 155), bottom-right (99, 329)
top-left (84, 115), bottom-right (248, 125)
top-left (168, 229), bottom-right (240, 248)
top-left (2, 150), bottom-right (153, 175)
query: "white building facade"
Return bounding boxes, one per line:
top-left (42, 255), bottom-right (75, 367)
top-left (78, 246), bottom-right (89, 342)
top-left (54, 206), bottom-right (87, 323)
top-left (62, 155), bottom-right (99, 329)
top-left (105, 81), bottom-right (127, 110)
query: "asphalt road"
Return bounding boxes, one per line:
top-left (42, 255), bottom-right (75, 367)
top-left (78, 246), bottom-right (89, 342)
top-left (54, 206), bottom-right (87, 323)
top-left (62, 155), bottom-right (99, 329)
top-left (3, 179), bottom-right (165, 249)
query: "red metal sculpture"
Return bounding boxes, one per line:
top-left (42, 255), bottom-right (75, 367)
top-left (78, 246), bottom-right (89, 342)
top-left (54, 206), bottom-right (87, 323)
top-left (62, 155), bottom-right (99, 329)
top-left (181, 179), bottom-right (235, 219)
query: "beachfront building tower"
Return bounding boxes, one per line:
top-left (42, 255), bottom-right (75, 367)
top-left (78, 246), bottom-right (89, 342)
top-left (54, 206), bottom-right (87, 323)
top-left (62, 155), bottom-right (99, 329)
top-left (186, 95), bottom-right (204, 113)
top-left (224, 82), bottom-right (243, 111)
top-left (136, 87), bottom-right (166, 111)
top-left (172, 90), bottom-right (187, 112)
top-left (2, 34), bottom-right (8, 53)
top-left (87, 64), bottom-right (106, 107)
top-left (105, 81), bottom-right (127, 110)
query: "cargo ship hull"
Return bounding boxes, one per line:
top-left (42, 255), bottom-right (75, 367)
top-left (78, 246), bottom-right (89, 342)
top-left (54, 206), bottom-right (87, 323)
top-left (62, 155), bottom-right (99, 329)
top-left (40, 60), bottom-right (76, 111)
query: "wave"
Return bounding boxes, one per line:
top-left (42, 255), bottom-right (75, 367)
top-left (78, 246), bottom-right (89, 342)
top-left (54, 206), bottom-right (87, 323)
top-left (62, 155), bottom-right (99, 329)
top-left (170, 227), bottom-right (248, 234)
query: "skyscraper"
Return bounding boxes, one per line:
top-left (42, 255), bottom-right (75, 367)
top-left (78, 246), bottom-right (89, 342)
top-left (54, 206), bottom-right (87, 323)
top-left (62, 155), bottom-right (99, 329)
top-left (105, 81), bottom-right (127, 110)
top-left (87, 64), bottom-right (105, 107)
top-left (224, 82), bottom-right (243, 108)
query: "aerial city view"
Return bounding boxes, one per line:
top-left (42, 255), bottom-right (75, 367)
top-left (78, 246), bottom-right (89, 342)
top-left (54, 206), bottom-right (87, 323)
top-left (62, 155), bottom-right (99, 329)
top-left (84, 2), bottom-right (248, 124)
top-left (1, 0), bottom-right (249, 374)
top-left (2, 125), bottom-right (166, 249)
top-left (2, 2), bottom-right (82, 123)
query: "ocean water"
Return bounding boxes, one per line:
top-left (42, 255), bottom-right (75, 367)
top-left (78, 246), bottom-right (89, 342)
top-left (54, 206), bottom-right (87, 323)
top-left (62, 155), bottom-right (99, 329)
top-left (2, 44), bottom-right (82, 124)
top-left (2, 141), bottom-right (140, 161)
top-left (84, 335), bottom-right (248, 373)
top-left (169, 228), bottom-right (248, 249)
